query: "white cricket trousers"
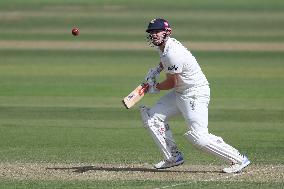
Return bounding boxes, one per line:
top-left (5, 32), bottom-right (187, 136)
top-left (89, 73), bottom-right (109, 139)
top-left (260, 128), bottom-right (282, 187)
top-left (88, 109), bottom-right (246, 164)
top-left (149, 85), bottom-right (210, 134)
top-left (147, 85), bottom-right (244, 164)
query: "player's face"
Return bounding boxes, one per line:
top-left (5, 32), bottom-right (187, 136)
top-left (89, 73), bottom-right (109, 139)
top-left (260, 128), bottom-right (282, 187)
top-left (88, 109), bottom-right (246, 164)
top-left (148, 30), bottom-right (166, 46)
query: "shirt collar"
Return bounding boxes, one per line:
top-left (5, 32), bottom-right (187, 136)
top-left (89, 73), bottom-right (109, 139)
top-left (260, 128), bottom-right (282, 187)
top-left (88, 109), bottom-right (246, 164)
top-left (159, 37), bottom-right (172, 56)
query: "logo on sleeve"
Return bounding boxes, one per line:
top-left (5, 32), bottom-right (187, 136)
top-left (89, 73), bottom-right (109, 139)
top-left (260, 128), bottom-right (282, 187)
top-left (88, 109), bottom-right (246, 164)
top-left (168, 65), bottom-right (178, 71)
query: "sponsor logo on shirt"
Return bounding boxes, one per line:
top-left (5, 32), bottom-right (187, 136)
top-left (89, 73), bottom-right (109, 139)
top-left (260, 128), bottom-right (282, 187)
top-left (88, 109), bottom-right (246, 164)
top-left (168, 65), bottom-right (178, 71)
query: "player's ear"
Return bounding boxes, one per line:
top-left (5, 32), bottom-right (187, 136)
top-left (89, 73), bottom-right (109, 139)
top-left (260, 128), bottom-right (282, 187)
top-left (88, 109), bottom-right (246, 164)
top-left (166, 28), bottom-right (172, 36)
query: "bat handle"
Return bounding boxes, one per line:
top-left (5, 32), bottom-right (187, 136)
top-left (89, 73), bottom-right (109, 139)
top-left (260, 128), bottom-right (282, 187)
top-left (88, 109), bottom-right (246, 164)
top-left (139, 83), bottom-right (149, 95)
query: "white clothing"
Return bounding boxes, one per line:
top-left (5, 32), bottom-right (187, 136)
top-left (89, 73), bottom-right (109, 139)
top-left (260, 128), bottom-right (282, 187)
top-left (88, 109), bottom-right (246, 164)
top-left (143, 37), bottom-right (244, 164)
top-left (149, 86), bottom-right (209, 134)
top-left (154, 37), bottom-right (211, 132)
top-left (158, 37), bottom-right (209, 93)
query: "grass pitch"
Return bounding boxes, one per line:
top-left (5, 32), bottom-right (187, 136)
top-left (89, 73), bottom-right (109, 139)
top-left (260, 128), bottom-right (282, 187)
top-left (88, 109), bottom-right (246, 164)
top-left (0, 0), bottom-right (283, 188)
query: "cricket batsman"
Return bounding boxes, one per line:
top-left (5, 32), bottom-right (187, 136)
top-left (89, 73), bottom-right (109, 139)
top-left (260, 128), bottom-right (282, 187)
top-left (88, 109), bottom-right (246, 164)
top-left (140, 18), bottom-right (251, 173)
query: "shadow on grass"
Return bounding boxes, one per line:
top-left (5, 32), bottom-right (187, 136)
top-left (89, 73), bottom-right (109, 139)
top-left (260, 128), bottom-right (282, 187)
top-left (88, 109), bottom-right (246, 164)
top-left (46, 165), bottom-right (222, 174)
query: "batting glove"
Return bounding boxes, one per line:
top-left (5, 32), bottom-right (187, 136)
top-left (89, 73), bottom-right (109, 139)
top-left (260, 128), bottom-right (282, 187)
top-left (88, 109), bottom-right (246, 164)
top-left (146, 79), bottom-right (159, 94)
top-left (144, 67), bottom-right (160, 82)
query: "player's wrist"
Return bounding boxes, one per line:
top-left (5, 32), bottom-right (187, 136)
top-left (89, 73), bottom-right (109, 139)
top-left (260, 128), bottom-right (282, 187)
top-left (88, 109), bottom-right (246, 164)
top-left (156, 83), bottom-right (160, 90)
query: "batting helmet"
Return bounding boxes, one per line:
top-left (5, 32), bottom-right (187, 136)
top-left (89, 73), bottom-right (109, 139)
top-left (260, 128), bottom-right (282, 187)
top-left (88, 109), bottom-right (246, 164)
top-left (146, 18), bottom-right (171, 33)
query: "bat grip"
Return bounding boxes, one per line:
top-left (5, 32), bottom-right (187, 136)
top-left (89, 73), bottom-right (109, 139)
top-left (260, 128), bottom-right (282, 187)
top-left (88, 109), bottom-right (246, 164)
top-left (139, 83), bottom-right (149, 95)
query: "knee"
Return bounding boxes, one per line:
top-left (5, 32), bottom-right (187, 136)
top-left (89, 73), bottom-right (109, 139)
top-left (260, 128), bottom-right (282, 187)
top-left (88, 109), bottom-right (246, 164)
top-left (188, 121), bottom-right (208, 134)
top-left (140, 105), bottom-right (164, 128)
top-left (184, 130), bottom-right (210, 147)
top-left (140, 105), bottom-right (151, 128)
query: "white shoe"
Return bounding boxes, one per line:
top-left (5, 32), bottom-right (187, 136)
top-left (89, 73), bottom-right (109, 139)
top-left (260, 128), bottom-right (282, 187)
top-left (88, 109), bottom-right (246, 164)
top-left (154, 153), bottom-right (184, 169)
top-left (223, 155), bottom-right (251, 173)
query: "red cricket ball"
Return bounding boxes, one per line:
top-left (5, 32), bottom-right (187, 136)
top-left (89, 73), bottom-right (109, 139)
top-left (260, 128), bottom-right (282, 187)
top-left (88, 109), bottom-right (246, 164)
top-left (72, 28), bottom-right (79, 36)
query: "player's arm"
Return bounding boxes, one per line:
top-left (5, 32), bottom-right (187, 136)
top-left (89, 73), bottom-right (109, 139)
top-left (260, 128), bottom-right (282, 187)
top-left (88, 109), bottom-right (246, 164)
top-left (156, 73), bottom-right (177, 90)
top-left (159, 62), bottom-right (164, 70)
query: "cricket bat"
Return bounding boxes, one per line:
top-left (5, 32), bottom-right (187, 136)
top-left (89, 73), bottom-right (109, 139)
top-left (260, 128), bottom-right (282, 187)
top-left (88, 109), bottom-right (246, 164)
top-left (122, 83), bottom-right (149, 109)
top-left (122, 64), bottom-right (162, 109)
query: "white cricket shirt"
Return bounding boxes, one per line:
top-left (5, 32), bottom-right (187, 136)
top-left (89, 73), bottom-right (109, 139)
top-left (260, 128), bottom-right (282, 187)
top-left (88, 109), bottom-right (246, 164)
top-left (159, 37), bottom-right (209, 93)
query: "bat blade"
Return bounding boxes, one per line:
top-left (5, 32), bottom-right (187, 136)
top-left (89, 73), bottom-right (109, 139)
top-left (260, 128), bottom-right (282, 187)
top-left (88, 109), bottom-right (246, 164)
top-left (122, 84), bottom-right (148, 109)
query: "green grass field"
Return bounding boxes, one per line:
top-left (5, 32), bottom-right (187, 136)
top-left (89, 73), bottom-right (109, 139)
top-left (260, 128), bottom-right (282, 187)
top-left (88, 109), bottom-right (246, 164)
top-left (0, 0), bottom-right (283, 188)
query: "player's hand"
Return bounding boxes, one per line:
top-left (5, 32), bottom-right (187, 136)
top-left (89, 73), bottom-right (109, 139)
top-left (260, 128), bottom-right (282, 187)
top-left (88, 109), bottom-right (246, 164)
top-left (144, 67), bottom-right (160, 81)
top-left (146, 79), bottom-right (160, 94)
